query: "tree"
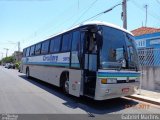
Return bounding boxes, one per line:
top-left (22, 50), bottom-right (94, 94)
top-left (2, 56), bottom-right (14, 63)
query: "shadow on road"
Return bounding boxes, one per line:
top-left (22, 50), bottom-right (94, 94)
top-left (19, 75), bottom-right (138, 115)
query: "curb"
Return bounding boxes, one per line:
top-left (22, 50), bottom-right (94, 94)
top-left (127, 95), bottom-right (160, 106)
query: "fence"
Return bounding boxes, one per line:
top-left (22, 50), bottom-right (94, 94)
top-left (138, 48), bottom-right (160, 67)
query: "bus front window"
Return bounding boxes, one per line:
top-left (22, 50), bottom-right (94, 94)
top-left (100, 26), bottom-right (138, 70)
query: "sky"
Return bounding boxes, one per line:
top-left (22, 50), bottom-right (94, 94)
top-left (0, 0), bottom-right (160, 59)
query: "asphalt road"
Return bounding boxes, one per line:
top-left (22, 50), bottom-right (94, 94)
top-left (0, 66), bottom-right (160, 120)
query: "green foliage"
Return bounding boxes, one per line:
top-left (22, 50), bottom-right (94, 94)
top-left (1, 55), bottom-right (22, 69)
top-left (2, 56), bottom-right (14, 63)
top-left (15, 62), bottom-right (21, 69)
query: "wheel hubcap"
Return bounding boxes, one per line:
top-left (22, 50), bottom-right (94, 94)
top-left (64, 80), bottom-right (69, 93)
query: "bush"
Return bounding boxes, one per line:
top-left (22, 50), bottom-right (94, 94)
top-left (15, 62), bottom-right (21, 69)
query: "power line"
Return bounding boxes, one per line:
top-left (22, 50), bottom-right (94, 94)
top-left (0, 43), bottom-right (14, 45)
top-left (24, 1), bottom-right (122, 45)
top-left (25, 9), bottom-right (77, 46)
top-left (156, 0), bottom-right (160, 5)
top-left (72, 0), bottom-right (98, 27)
top-left (22, 2), bottom-right (76, 44)
top-left (74, 3), bottom-right (122, 27)
top-left (131, 0), bottom-right (160, 22)
top-left (22, 1), bottom-right (99, 46)
top-left (21, 0), bottom-right (126, 47)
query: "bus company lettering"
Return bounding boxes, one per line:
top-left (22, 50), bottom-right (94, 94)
top-left (43, 55), bottom-right (58, 62)
top-left (63, 57), bottom-right (69, 62)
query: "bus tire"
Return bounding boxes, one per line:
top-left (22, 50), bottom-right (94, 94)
top-left (26, 67), bottom-right (30, 79)
top-left (61, 72), bottom-right (69, 94)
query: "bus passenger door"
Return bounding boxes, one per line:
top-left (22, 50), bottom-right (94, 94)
top-left (83, 29), bottom-right (98, 97)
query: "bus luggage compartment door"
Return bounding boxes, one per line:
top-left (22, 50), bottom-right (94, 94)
top-left (69, 70), bottom-right (82, 97)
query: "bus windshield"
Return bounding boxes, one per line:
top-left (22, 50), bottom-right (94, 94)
top-left (99, 26), bottom-right (139, 70)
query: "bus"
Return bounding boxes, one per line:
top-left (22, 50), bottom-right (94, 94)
top-left (21, 21), bottom-right (141, 100)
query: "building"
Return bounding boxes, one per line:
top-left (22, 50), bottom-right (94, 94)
top-left (131, 27), bottom-right (160, 91)
top-left (131, 27), bottom-right (160, 49)
top-left (13, 51), bottom-right (23, 62)
top-left (131, 27), bottom-right (160, 66)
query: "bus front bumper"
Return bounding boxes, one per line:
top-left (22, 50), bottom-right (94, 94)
top-left (94, 82), bottom-right (140, 100)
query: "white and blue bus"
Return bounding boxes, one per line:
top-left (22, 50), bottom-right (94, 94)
top-left (21, 21), bottom-right (141, 100)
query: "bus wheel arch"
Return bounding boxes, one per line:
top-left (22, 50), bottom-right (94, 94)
top-left (60, 71), bottom-right (69, 94)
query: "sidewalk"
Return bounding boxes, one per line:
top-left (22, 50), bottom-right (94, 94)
top-left (127, 89), bottom-right (160, 105)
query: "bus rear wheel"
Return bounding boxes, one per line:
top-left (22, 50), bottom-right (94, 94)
top-left (26, 68), bottom-right (30, 79)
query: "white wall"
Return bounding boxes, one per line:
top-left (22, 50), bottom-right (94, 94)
top-left (140, 66), bottom-right (160, 91)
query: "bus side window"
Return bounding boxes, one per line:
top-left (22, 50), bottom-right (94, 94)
top-left (50, 36), bottom-right (61, 53)
top-left (61, 33), bottom-right (72, 52)
top-left (23, 49), bottom-right (26, 57)
top-left (72, 31), bottom-right (80, 51)
top-left (35, 43), bottom-right (42, 55)
top-left (26, 47), bottom-right (30, 57)
top-left (71, 30), bottom-right (81, 68)
top-left (41, 40), bottom-right (49, 54)
top-left (30, 45), bottom-right (35, 56)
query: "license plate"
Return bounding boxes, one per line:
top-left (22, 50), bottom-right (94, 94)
top-left (122, 88), bottom-right (129, 93)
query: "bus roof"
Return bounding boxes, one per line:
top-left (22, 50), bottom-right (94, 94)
top-left (81, 21), bottom-right (133, 35)
top-left (49, 21), bottom-right (133, 38)
top-left (24, 21), bottom-right (133, 49)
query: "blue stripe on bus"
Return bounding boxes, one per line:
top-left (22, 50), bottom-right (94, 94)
top-left (98, 72), bottom-right (141, 78)
top-left (23, 62), bottom-right (80, 67)
top-left (24, 62), bottom-right (69, 66)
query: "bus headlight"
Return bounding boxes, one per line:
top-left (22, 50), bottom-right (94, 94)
top-left (101, 78), bottom-right (117, 84)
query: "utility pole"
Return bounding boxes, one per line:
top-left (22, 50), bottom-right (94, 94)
top-left (4, 48), bottom-right (9, 57)
top-left (122, 0), bottom-right (127, 29)
top-left (0, 52), bottom-right (4, 65)
top-left (0, 52), bottom-right (3, 59)
top-left (18, 41), bottom-right (20, 52)
top-left (7, 41), bottom-right (21, 52)
top-left (1, 53), bottom-right (3, 59)
top-left (144, 4), bottom-right (148, 27)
